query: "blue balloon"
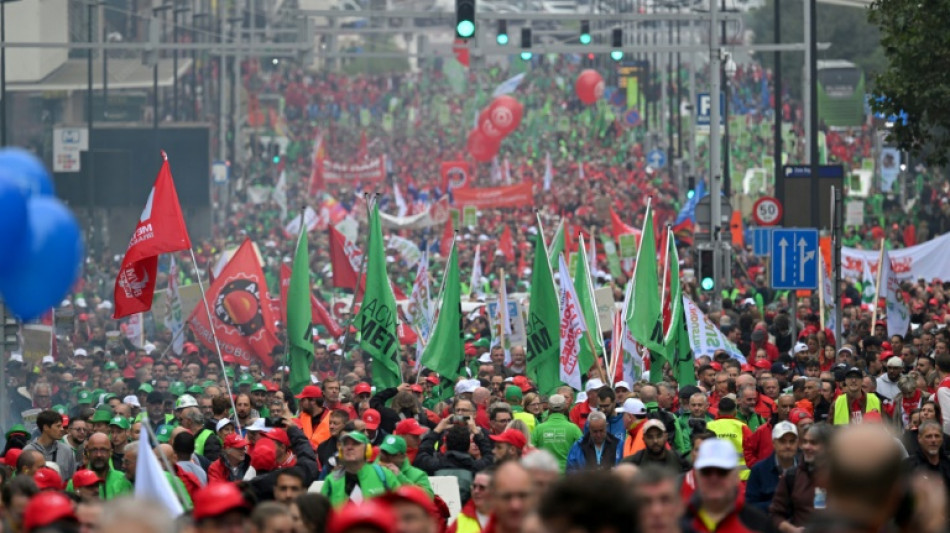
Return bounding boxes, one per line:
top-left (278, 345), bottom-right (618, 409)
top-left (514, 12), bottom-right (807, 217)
top-left (0, 197), bottom-right (83, 322)
top-left (0, 179), bottom-right (28, 275)
top-left (0, 147), bottom-right (55, 198)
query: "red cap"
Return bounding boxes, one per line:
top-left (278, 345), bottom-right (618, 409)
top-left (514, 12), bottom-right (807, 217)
top-left (183, 342), bottom-right (200, 354)
top-left (489, 429), bottom-right (528, 450)
top-left (61, 415), bottom-right (69, 428)
top-left (295, 385), bottom-right (323, 400)
top-left (327, 501), bottom-right (397, 533)
top-left (264, 428), bottom-right (290, 448)
top-left (251, 437), bottom-right (277, 473)
top-left (192, 483), bottom-right (251, 521)
top-left (879, 350), bottom-right (895, 362)
top-left (881, 341), bottom-right (892, 350)
top-left (425, 375), bottom-right (440, 385)
top-left (754, 360), bottom-right (771, 370)
top-left (362, 408), bottom-right (381, 430)
top-left (394, 418), bottom-right (427, 436)
top-left (262, 381), bottom-right (279, 392)
top-left (32, 467), bottom-right (63, 491)
top-left (382, 485), bottom-right (438, 517)
top-left (223, 434), bottom-right (249, 449)
top-left (71, 469), bottom-right (103, 488)
top-left (23, 491), bottom-right (76, 532)
top-left (710, 362), bottom-right (722, 372)
top-left (740, 364), bottom-right (754, 373)
top-left (863, 411), bottom-right (884, 423)
top-left (353, 383), bottom-right (372, 396)
top-left (3, 448), bottom-right (22, 467)
top-left (788, 408), bottom-right (813, 425)
top-left (512, 375), bottom-right (532, 393)
top-left (410, 384), bottom-right (424, 393)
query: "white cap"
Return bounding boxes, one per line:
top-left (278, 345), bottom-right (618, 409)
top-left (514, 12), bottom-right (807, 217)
top-left (477, 353), bottom-right (492, 364)
top-left (772, 421), bottom-right (798, 440)
top-left (548, 394), bottom-right (567, 409)
top-left (123, 395), bottom-right (141, 408)
top-left (41, 355), bottom-right (54, 365)
top-left (9, 352), bottom-right (23, 363)
top-left (614, 381), bottom-right (631, 391)
top-left (694, 438), bottom-right (740, 470)
top-left (73, 348), bottom-right (88, 357)
top-left (216, 418), bottom-right (235, 432)
top-left (575, 392), bottom-right (588, 404)
top-left (143, 343), bottom-right (156, 354)
top-left (75, 297), bottom-right (87, 308)
top-left (585, 378), bottom-right (605, 392)
top-left (641, 419), bottom-right (666, 434)
top-left (793, 342), bottom-right (809, 355)
top-left (245, 418), bottom-right (268, 432)
top-left (619, 398), bottom-right (646, 415)
top-left (455, 379), bottom-right (479, 395)
top-left (886, 356), bottom-right (904, 368)
top-left (97, 301), bottom-right (113, 311)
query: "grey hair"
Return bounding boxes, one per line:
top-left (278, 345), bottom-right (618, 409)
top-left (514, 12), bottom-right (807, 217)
top-left (184, 408), bottom-right (204, 426)
top-left (898, 373), bottom-right (918, 396)
top-left (918, 419), bottom-right (942, 434)
top-left (520, 449), bottom-right (560, 473)
top-left (98, 497), bottom-right (176, 533)
top-left (123, 441), bottom-right (138, 454)
top-left (588, 411), bottom-right (607, 424)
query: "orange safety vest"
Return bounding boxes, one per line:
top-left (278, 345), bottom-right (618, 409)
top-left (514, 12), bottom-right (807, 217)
top-left (622, 420), bottom-right (647, 457)
top-left (295, 409), bottom-right (331, 448)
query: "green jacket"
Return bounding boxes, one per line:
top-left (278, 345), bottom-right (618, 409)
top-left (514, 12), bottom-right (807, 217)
top-left (736, 410), bottom-right (766, 432)
top-left (674, 412), bottom-right (714, 456)
top-left (376, 457), bottom-right (433, 497)
top-left (321, 463), bottom-right (402, 507)
top-left (530, 413), bottom-right (582, 472)
top-left (66, 467), bottom-right (133, 500)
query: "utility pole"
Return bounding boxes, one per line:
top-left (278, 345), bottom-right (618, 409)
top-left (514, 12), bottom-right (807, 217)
top-left (709, 0), bottom-right (722, 310)
top-left (808, 0), bottom-right (820, 228)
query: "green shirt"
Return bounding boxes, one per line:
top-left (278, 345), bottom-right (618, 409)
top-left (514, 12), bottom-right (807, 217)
top-left (736, 410), bottom-right (766, 432)
top-left (66, 467), bottom-right (132, 501)
top-left (530, 413), bottom-right (582, 472)
top-left (321, 463), bottom-right (402, 507)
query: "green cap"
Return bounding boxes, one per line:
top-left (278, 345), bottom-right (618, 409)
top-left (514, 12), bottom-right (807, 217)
top-left (340, 431), bottom-right (370, 446)
top-left (379, 434), bottom-right (407, 455)
top-left (250, 383), bottom-right (267, 393)
top-left (463, 333), bottom-right (475, 342)
top-left (104, 362), bottom-right (118, 371)
top-left (473, 338), bottom-right (491, 348)
top-left (187, 385), bottom-right (204, 395)
top-left (92, 389), bottom-right (106, 399)
top-left (169, 382), bottom-right (186, 396)
top-left (138, 383), bottom-right (154, 394)
top-left (224, 367), bottom-right (235, 378)
top-left (202, 380), bottom-right (217, 388)
top-left (109, 416), bottom-right (131, 430)
top-left (5, 424), bottom-right (28, 438)
top-left (155, 425), bottom-right (172, 443)
top-left (103, 393), bottom-right (117, 402)
top-left (91, 408), bottom-right (113, 423)
top-left (505, 385), bottom-right (523, 402)
top-left (77, 390), bottom-right (93, 404)
top-left (52, 405), bottom-right (67, 415)
top-left (237, 374), bottom-right (254, 386)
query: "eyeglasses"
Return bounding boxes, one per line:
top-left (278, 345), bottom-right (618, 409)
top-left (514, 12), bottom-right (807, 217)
top-left (698, 468), bottom-right (732, 478)
top-left (87, 448), bottom-right (111, 456)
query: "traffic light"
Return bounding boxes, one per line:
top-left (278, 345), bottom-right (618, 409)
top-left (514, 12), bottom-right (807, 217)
top-left (580, 20), bottom-right (591, 45)
top-left (2, 312), bottom-right (18, 353)
top-left (610, 28), bottom-right (623, 61)
top-left (497, 20), bottom-right (508, 45)
top-left (699, 248), bottom-right (715, 291)
top-left (455, 0), bottom-right (476, 39)
top-left (520, 28), bottom-right (532, 60)
top-left (268, 141), bottom-right (280, 164)
top-left (687, 176), bottom-right (696, 199)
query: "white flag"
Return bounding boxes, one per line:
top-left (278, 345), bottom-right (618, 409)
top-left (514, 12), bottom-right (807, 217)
top-left (409, 251), bottom-right (433, 362)
top-left (125, 313), bottom-right (144, 348)
top-left (273, 169), bottom-right (288, 221)
top-left (883, 251), bottom-right (911, 337)
top-left (491, 157), bottom-right (503, 183)
top-left (284, 206), bottom-right (319, 236)
top-left (557, 254), bottom-right (588, 391)
top-left (503, 157), bottom-right (512, 185)
top-left (820, 253), bottom-right (836, 335)
top-left (578, 161), bottom-right (586, 181)
top-left (683, 296), bottom-right (746, 363)
top-left (492, 72), bottom-right (525, 97)
top-left (393, 178), bottom-right (408, 217)
top-left (135, 415), bottom-right (185, 517)
top-left (543, 152), bottom-right (553, 191)
top-left (618, 278), bottom-right (642, 384)
top-left (470, 244), bottom-right (484, 298)
top-left (164, 256), bottom-right (185, 355)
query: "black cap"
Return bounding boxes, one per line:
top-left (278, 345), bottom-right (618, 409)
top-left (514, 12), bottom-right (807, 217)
top-left (146, 391), bottom-right (165, 405)
top-left (771, 362), bottom-right (789, 374)
top-left (678, 385), bottom-right (701, 400)
top-left (845, 366), bottom-right (863, 378)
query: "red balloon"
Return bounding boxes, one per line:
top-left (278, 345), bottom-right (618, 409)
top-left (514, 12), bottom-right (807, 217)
top-left (488, 95), bottom-right (523, 135)
top-left (575, 69), bottom-right (605, 105)
top-left (466, 129), bottom-right (500, 162)
top-left (478, 108), bottom-right (504, 139)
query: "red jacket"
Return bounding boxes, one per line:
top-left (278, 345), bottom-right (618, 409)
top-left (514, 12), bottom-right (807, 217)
top-left (569, 400), bottom-right (595, 428)
top-left (173, 464), bottom-right (202, 500)
top-left (744, 421), bottom-right (774, 468)
top-left (754, 395), bottom-right (776, 421)
top-left (682, 490), bottom-right (773, 533)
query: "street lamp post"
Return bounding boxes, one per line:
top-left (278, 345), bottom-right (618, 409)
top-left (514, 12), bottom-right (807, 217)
top-left (723, 53), bottom-right (735, 197)
top-left (153, 3), bottom-right (174, 131)
top-left (174, 4), bottom-right (191, 122)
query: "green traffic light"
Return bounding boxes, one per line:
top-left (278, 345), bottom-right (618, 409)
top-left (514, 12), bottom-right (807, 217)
top-left (701, 277), bottom-right (715, 291)
top-left (497, 33), bottom-right (509, 45)
top-left (272, 155), bottom-right (280, 164)
top-left (610, 50), bottom-right (624, 61)
top-left (580, 34), bottom-right (591, 45)
top-left (457, 20), bottom-right (475, 38)
top-left (687, 190), bottom-right (695, 199)
top-left (520, 51), bottom-right (532, 61)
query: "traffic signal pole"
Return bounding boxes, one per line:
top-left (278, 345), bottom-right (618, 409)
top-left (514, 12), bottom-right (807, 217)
top-left (708, 0), bottom-right (723, 311)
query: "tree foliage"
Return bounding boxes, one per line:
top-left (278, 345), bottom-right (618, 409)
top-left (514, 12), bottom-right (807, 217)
top-left (745, 0), bottom-right (885, 100)
top-left (869, 0), bottom-right (950, 165)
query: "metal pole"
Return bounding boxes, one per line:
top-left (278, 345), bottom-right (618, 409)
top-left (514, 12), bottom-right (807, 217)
top-left (808, 0), bottom-right (819, 228)
top-left (773, 0), bottom-right (783, 211)
top-left (688, 16), bottom-right (696, 180)
top-left (217, 6), bottom-right (226, 162)
top-left (709, 0), bottom-right (722, 309)
top-left (173, 8), bottom-right (178, 121)
top-left (802, 0), bottom-right (810, 161)
top-left (87, 2), bottom-right (94, 134)
top-left (833, 186), bottom-right (842, 350)
top-left (1, 1), bottom-right (6, 146)
top-left (102, 1), bottom-right (108, 112)
top-left (676, 18), bottom-right (682, 159)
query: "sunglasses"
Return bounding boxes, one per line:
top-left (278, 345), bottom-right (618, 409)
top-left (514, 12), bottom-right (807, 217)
top-left (698, 468), bottom-right (732, 478)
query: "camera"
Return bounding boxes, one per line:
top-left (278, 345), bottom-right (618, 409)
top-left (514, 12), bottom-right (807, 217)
top-left (450, 415), bottom-right (470, 425)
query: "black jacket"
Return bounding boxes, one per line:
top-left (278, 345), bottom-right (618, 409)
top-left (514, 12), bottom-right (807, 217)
top-left (413, 429), bottom-right (493, 475)
top-left (201, 421), bottom-right (222, 462)
top-left (571, 432), bottom-right (621, 471)
top-left (248, 425), bottom-right (320, 501)
top-left (903, 448), bottom-right (950, 492)
top-left (369, 388), bottom-right (403, 434)
top-left (625, 448), bottom-right (691, 472)
top-left (316, 435), bottom-right (339, 470)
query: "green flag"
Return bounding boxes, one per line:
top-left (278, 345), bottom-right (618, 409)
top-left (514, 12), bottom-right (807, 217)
top-left (662, 227), bottom-right (696, 386)
top-left (287, 228), bottom-right (315, 395)
top-left (527, 230), bottom-right (562, 395)
top-left (420, 242), bottom-right (463, 381)
top-left (573, 236), bottom-right (601, 378)
top-left (357, 204), bottom-right (403, 389)
top-left (547, 219), bottom-right (565, 264)
top-left (627, 204), bottom-right (665, 382)
top-left (601, 233), bottom-right (623, 279)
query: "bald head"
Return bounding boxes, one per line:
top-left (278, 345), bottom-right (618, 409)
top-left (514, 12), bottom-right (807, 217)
top-left (16, 449), bottom-right (45, 475)
top-left (827, 424), bottom-right (904, 526)
top-left (156, 444), bottom-right (175, 466)
top-left (736, 374), bottom-right (756, 389)
top-left (639, 385), bottom-right (657, 403)
top-left (613, 462), bottom-right (640, 484)
top-left (473, 387), bottom-right (491, 406)
top-left (87, 432), bottom-right (112, 450)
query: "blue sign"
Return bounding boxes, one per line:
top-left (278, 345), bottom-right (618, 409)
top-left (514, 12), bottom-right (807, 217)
top-left (211, 161), bottom-right (229, 184)
top-left (647, 149), bottom-right (666, 169)
top-left (781, 165), bottom-right (845, 179)
top-left (624, 109), bottom-right (641, 127)
top-left (770, 228), bottom-right (819, 290)
top-left (696, 92), bottom-right (725, 127)
top-left (752, 227), bottom-right (772, 257)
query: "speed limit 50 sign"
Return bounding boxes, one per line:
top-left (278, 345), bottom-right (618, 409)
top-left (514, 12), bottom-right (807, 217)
top-left (752, 196), bottom-right (783, 226)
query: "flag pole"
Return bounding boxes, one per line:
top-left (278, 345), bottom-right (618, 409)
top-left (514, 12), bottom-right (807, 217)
top-left (497, 267), bottom-right (507, 352)
top-left (579, 236), bottom-right (610, 385)
top-left (818, 259), bottom-right (826, 331)
top-left (414, 234), bottom-right (455, 383)
top-left (141, 414), bottom-right (190, 508)
top-left (188, 248), bottom-right (240, 432)
top-left (334, 193), bottom-right (374, 378)
top-left (279, 206), bottom-right (309, 393)
top-left (870, 238), bottom-right (886, 329)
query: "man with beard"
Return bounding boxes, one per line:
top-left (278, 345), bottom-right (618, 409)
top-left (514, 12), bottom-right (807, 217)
top-left (624, 420), bottom-right (690, 472)
top-left (67, 432), bottom-right (131, 500)
top-left (294, 386), bottom-right (331, 448)
top-left (902, 420), bottom-right (950, 492)
top-left (64, 418), bottom-right (88, 465)
top-left (769, 423), bottom-right (833, 530)
top-left (234, 393), bottom-right (255, 432)
top-left (831, 367), bottom-right (882, 425)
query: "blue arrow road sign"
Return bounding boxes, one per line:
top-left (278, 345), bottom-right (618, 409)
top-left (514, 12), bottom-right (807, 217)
top-left (770, 228), bottom-right (818, 290)
top-left (647, 149), bottom-right (666, 168)
top-left (752, 227), bottom-right (772, 257)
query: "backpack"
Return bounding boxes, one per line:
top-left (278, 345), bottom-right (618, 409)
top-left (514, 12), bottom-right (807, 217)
top-left (435, 467), bottom-right (474, 503)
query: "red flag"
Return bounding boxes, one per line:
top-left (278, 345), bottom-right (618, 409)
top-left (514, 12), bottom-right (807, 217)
top-left (499, 225), bottom-right (515, 262)
top-left (279, 264), bottom-right (344, 337)
top-left (453, 39), bottom-right (470, 67)
top-left (308, 134), bottom-right (326, 195)
top-left (609, 207), bottom-right (640, 241)
top-left (329, 225), bottom-right (363, 290)
top-left (113, 151), bottom-right (192, 319)
top-left (441, 215), bottom-right (454, 257)
top-left (187, 239), bottom-right (279, 368)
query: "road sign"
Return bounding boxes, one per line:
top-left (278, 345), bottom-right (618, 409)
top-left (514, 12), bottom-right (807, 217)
top-left (751, 227), bottom-right (772, 257)
top-left (212, 161), bottom-right (229, 184)
top-left (696, 92), bottom-right (725, 133)
top-left (647, 149), bottom-right (666, 168)
top-left (781, 165), bottom-right (845, 179)
top-left (752, 196), bottom-right (783, 226)
top-left (53, 127), bottom-right (89, 173)
top-left (770, 228), bottom-right (819, 290)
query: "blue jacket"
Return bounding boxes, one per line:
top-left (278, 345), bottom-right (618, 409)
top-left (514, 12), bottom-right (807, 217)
top-left (566, 432), bottom-right (623, 472)
top-left (582, 413), bottom-right (627, 447)
top-left (745, 452), bottom-right (795, 512)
